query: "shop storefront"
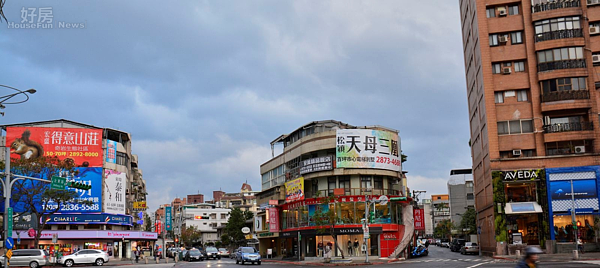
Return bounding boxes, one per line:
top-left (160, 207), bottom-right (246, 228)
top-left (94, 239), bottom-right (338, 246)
top-left (257, 232), bottom-right (279, 257)
top-left (547, 166), bottom-right (600, 253)
top-left (492, 169), bottom-right (549, 252)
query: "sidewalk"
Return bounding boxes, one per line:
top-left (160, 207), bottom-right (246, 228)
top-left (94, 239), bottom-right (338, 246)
top-left (493, 251), bottom-right (600, 262)
top-left (102, 257), bottom-right (176, 266)
top-left (262, 256), bottom-right (386, 266)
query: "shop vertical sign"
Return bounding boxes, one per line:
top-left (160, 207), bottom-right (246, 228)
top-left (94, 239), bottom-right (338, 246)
top-left (165, 207), bottom-right (172, 231)
top-left (414, 208), bottom-right (425, 230)
top-left (268, 207), bottom-right (279, 232)
top-left (105, 140), bottom-right (117, 164)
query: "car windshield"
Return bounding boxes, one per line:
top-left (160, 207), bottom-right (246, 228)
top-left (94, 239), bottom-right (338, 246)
top-left (189, 250), bottom-right (201, 256)
top-left (206, 247), bottom-right (218, 252)
top-left (219, 248), bottom-right (227, 251)
top-left (241, 248), bottom-right (256, 253)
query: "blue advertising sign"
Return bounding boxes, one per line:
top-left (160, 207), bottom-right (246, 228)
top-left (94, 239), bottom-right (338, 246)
top-left (166, 207), bottom-right (172, 231)
top-left (550, 179), bottom-right (598, 200)
top-left (8, 167), bottom-right (103, 213)
top-left (105, 140), bottom-right (117, 164)
top-left (42, 213), bottom-right (132, 225)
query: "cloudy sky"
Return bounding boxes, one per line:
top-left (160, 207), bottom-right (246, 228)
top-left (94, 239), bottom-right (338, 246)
top-left (0, 0), bottom-right (471, 211)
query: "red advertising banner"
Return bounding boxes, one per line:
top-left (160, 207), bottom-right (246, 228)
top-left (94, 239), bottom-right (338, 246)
top-left (268, 207), bottom-right (279, 232)
top-left (414, 209), bottom-right (425, 230)
top-left (155, 221), bottom-right (162, 234)
top-left (6, 127), bottom-right (103, 167)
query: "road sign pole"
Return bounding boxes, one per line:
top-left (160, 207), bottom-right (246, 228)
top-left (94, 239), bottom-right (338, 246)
top-left (4, 147), bottom-right (11, 268)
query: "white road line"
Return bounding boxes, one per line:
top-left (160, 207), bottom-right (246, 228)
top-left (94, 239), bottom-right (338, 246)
top-left (467, 261), bottom-right (493, 268)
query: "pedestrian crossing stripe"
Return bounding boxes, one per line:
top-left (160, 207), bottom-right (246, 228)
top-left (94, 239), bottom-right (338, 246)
top-left (400, 259), bottom-right (487, 263)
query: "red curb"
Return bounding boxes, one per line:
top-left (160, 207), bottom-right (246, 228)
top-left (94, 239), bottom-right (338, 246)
top-left (262, 259), bottom-right (383, 266)
top-left (492, 256), bottom-right (517, 262)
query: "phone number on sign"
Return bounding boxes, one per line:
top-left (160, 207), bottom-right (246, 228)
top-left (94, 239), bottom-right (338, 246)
top-left (376, 156), bottom-right (401, 166)
top-left (45, 151), bottom-right (100, 157)
top-left (43, 203), bottom-right (100, 211)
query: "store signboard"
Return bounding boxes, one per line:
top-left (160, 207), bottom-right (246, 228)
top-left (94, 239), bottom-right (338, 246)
top-left (414, 209), bottom-right (425, 230)
top-left (336, 129), bottom-right (401, 172)
top-left (500, 169), bottom-right (543, 181)
top-left (300, 156), bottom-right (333, 175)
top-left (165, 207), bottom-right (172, 230)
top-left (133, 201), bottom-right (147, 211)
top-left (13, 230), bottom-right (158, 240)
top-left (41, 213), bottom-right (132, 225)
top-left (14, 213), bottom-right (37, 230)
top-left (550, 179), bottom-right (598, 200)
top-left (268, 207), bottom-right (279, 232)
top-left (104, 169), bottom-right (126, 214)
top-left (6, 127), bottom-right (103, 167)
top-left (285, 177), bottom-right (304, 202)
top-left (105, 140), bottom-right (117, 164)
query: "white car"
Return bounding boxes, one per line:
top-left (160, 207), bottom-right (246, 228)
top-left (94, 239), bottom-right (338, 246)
top-left (57, 249), bottom-right (109, 267)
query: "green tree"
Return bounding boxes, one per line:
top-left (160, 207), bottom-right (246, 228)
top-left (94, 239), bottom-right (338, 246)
top-left (181, 226), bottom-right (201, 246)
top-left (459, 208), bottom-right (477, 234)
top-left (144, 214), bottom-right (152, 231)
top-left (312, 195), bottom-right (345, 259)
top-left (7, 156), bottom-right (92, 248)
top-left (434, 219), bottom-right (453, 240)
top-left (222, 208), bottom-right (254, 248)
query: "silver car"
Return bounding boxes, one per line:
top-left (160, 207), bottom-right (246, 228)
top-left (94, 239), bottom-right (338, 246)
top-left (58, 249), bottom-right (109, 267)
top-left (0, 249), bottom-right (50, 268)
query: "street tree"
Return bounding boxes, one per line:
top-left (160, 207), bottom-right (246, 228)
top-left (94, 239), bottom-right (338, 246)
top-left (7, 156), bottom-right (92, 247)
top-left (312, 194), bottom-right (345, 259)
top-left (181, 226), bottom-right (201, 247)
top-left (459, 208), bottom-right (477, 234)
top-left (222, 208), bottom-right (253, 248)
top-left (144, 214), bottom-right (152, 231)
top-left (434, 219), bottom-right (453, 240)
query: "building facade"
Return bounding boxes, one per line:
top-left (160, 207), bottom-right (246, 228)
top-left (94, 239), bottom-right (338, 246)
top-left (459, 0), bottom-right (600, 254)
top-left (173, 204), bottom-right (231, 245)
top-left (1, 119), bottom-right (154, 259)
top-left (448, 169), bottom-right (475, 226)
top-left (420, 199), bottom-right (434, 238)
top-left (257, 120), bottom-right (409, 259)
top-left (431, 195), bottom-right (451, 231)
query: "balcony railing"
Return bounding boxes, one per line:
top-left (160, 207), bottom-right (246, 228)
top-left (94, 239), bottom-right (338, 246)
top-left (535, 29), bottom-right (584, 42)
top-left (312, 188), bottom-right (401, 198)
top-left (541, 90), bottom-right (589, 102)
top-left (537, 59), bottom-right (586, 72)
top-left (547, 146), bottom-right (591, 156)
top-left (543, 122), bottom-right (593, 133)
top-left (532, 0), bottom-right (581, 13)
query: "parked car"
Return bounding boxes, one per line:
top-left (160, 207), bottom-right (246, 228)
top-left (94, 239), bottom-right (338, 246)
top-left (435, 239), bottom-right (441, 246)
top-left (450, 239), bottom-right (466, 252)
top-left (440, 239), bottom-right (450, 248)
top-left (179, 250), bottom-right (188, 261)
top-left (218, 248), bottom-right (230, 257)
top-left (460, 242), bottom-right (479, 255)
top-left (204, 247), bottom-right (220, 260)
top-left (58, 249), bottom-right (109, 267)
top-left (185, 249), bottom-right (205, 261)
top-left (235, 247), bottom-right (261, 265)
top-left (0, 249), bottom-right (50, 268)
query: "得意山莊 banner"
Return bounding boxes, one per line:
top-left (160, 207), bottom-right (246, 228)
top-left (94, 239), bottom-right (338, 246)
top-left (6, 127), bottom-right (104, 167)
top-left (336, 129), bottom-right (401, 172)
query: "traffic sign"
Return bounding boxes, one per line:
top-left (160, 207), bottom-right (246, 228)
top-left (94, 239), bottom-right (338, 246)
top-left (7, 207), bottom-right (13, 236)
top-left (50, 176), bottom-right (67, 190)
top-left (5, 237), bottom-right (14, 249)
top-left (6, 249), bottom-right (12, 259)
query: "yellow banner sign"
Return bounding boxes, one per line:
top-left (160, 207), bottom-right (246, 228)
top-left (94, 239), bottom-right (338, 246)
top-left (133, 201), bottom-right (147, 210)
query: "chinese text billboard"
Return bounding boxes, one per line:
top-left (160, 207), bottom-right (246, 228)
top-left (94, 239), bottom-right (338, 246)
top-left (336, 129), bottom-right (401, 172)
top-left (105, 140), bottom-right (117, 164)
top-left (414, 209), bottom-right (425, 230)
top-left (6, 127), bottom-right (103, 167)
top-left (104, 169), bottom-right (126, 215)
top-left (285, 177), bottom-right (304, 202)
top-left (268, 207), bottom-right (279, 232)
top-left (166, 207), bottom-right (172, 230)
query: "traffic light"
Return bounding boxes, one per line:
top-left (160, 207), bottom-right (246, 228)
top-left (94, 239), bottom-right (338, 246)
top-left (68, 181), bottom-right (91, 190)
top-left (369, 211), bottom-right (375, 223)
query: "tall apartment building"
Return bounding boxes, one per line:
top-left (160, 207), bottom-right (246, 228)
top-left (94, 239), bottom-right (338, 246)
top-left (460, 0), bottom-right (600, 255)
top-left (431, 194), bottom-right (451, 229)
top-left (448, 169), bottom-right (475, 226)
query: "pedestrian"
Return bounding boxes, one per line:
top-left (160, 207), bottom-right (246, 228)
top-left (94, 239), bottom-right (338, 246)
top-left (134, 249), bottom-right (140, 263)
top-left (578, 238), bottom-right (584, 255)
top-left (425, 240), bottom-right (430, 249)
top-left (516, 246), bottom-right (542, 268)
top-left (154, 247), bottom-right (159, 262)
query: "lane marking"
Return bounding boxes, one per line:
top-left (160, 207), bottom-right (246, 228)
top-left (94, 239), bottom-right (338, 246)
top-left (467, 261), bottom-right (492, 268)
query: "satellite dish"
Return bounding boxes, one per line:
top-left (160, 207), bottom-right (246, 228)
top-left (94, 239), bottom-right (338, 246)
top-left (242, 227), bottom-right (251, 234)
top-left (378, 195), bottom-right (389, 206)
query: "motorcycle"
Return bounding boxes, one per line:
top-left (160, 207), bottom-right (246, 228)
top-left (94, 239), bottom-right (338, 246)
top-left (411, 244), bottom-right (429, 257)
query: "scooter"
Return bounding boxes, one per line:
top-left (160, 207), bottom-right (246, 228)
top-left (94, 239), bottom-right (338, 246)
top-left (411, 245), bottom-right (429, 257)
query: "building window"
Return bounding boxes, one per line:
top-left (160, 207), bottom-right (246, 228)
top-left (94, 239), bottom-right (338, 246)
top-left (466, 193), bottom-right (474, 200)
top-left (328, 177), bottom-right (336, 196)
top-left (492, 63), bottom-right (501, 74)
top-left (517, 89), bottom-right (528, 102)
top-left (537, 47), bottom-right (584, 63)
top-left (338, 176), bottom-right (350, 195)
top-left (541, 77), bottom-right (587, 93)
top-left (497, 119), bottom-right (534, 135)
top-left (508, 5), bottom-right (519, 15)
top-left (221, 214), bottom-right (226, 219)
top-left (511, 32), bottom-right (523, 44)
top-left (486, 7), bottom-right (496, 18)
top-left (534, 17), bottom-right (581, 36)
top-left (116, 152), bottom-right (128, 166)
top-left (374, 177), bottom-right (383, 190)
top-left (489, 34), bottom-right (499, 46)
top-left (361, 176), bottom-right (372, 191)
top-left (495, 92), bottom-right (504, 103)
top-left (514, 61), bottom-right (525, 72)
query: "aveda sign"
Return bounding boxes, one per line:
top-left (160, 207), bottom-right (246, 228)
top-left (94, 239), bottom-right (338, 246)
top-left (502, 169), bottom-right (543, 181)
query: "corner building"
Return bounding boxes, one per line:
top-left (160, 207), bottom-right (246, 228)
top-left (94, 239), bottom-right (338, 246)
top-left (460, 0), bottom-right (600, 255)
top-left (256, 121), bottom-right (410, 259)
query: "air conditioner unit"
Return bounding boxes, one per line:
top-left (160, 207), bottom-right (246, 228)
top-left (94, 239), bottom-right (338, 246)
top-left (498, 35), bottom-right (508, 43)
top-left (512, 150), bottom-right (522, 156)
top-left (589, 0), bottom-right (600, 5)
top-left (593, 55), bottom-right (600, 63)
top-left (590, 26), bottom-right (600, 35)
top-left (502, 67), bottom-right (512, 74)
top-left (575, 146), bottom-right (586, 154)
top-left (498, 7), bottom-right (507, 16)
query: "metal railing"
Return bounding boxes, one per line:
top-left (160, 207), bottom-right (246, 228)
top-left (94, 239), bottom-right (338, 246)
top-left (311, 188), bottom-right (401, 198)
top-left (546, 147), bottom-right (590, 156)
top-left (532, 0), bottom-right (581, 13)
top-left (543, 122), bottom-right (593, 133)
top-left (535, 28), bottom-right (583, 42)
top-left (537, 59), bottom-right (586, 72)
top-left (541, 90), bottom-right (589, 102)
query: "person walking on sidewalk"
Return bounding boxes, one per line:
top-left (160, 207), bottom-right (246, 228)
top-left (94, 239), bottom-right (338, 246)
top-left (516, 246), bottom-right (542, 268)
top-left (578, 238), bottom-right (584, 255)
top-left (134, 249), bottom-right (140, 263)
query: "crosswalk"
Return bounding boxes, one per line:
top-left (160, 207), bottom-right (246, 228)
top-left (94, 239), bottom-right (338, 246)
top-left (573, 260), bottom-right (600, 265)
top-left (396, 258), bottom-right (489, 263)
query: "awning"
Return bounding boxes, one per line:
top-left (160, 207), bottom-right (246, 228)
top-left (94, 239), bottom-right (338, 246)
top-left (504, 202), bottom-right (544, 214)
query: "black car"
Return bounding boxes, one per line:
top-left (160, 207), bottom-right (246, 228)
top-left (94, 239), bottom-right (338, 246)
top-left (450, 239), bottom-right (466, 252)
top-left (185, 249), bottom-right (205, 261)
top-left (205, 247), bottom-right (221, 260)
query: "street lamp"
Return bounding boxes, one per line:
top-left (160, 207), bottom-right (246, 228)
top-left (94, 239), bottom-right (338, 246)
top-left (0, 85), bottom-right (36, 115)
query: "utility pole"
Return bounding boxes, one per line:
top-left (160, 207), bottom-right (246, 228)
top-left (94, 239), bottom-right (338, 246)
top-left (363, 195), bottom-right (369, 263)
top-left (571, 180), bottom-right (578, 252)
